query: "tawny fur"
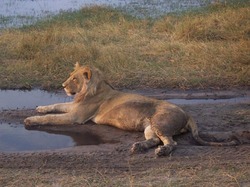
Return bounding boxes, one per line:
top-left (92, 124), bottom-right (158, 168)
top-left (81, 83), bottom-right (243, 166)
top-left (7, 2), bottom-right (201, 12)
top-left (24, 63), bottom-right (238, 156)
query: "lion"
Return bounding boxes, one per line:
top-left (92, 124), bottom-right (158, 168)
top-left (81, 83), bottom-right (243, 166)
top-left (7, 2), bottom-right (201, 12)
top-left (24, 63), bottom-right (238, 156)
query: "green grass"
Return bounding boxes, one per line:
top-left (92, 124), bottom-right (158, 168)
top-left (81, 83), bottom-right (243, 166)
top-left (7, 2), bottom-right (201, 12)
top-left (0, 2), bottom-right (249, 90)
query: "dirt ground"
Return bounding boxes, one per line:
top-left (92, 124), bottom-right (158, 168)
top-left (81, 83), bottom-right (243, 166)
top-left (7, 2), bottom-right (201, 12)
top-left (0, 90), bottom-right (250, 187)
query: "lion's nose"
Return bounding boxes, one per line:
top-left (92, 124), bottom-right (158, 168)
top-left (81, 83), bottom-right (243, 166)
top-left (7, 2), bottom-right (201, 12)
top-left (62, 83), bottom-right (66, 88)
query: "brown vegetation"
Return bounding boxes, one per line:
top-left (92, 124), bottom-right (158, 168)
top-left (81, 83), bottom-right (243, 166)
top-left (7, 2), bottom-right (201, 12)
top-left (0, 3), bottom-right (249, 89)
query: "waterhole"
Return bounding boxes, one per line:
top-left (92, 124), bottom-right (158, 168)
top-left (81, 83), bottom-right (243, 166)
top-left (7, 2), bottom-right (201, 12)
top-left (1, 0), bottom-right (215, 29)
top-left (0, 123), bottom-right (105, 152)
top-left (0, 90), bottom-right (113, 152)
top-left (0, 89), bottom-right (249, 152)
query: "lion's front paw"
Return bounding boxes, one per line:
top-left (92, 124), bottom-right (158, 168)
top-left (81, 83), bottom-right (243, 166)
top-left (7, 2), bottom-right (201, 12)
top-left (130, 142), bottom-right (147, 154)
top-left (155, 145), bottom-right (174, 157)
top-left (24, 117), bottom-right (40, 129)
top-left (36, 106), bottom-right (48, 113)
top-left (24, 117), bottom-right (32, 126)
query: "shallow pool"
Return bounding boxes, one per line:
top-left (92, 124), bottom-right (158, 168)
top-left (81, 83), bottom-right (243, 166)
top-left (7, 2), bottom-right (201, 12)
top-left (0, 123), bottom-right (106, 152)
top-left (0, 89), bottom-right (72, 110)
top-left (1, 89), bottom-right (249, 110)
top-left (0, 89), bottom-right (249, 152)
top-left (0, 123), bottom-right (73, 151)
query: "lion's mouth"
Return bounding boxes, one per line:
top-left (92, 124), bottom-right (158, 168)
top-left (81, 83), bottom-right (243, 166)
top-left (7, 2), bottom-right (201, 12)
top-left (64, 89), bottom-right (76, 96)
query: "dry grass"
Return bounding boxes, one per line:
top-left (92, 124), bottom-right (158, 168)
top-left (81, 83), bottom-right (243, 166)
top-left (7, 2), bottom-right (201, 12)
top-left (0, 3), bottom-right (249, 90)
top-left (0, 161), bottom-right (249, 187)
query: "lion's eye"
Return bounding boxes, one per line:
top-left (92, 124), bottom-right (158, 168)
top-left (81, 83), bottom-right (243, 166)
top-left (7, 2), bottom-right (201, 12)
top-left (72, 78), bottom-right (77, 82)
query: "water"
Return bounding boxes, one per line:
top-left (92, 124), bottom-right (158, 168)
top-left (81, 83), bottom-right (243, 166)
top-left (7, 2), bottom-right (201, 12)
top-left (0, 89), bottom-right (249, 152)
top-left (168, 97), bottom-right (250, 105)
top-left (0, 89), bottom-right (249, 110)
top-left (0, 123), bottom-right (106, 152)
top-left (0, 89), bottom-right (116, 152)
top-left (0, 0), bottom-right (214, 28)
top-left (0, 89), bottom-right (72, 110)
top-left (0, 123), bottom-right (73, 151)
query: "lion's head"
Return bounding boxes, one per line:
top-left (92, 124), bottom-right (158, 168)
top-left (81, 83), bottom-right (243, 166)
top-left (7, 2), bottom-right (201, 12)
top-left (62, 62), bottom-right (104, 102)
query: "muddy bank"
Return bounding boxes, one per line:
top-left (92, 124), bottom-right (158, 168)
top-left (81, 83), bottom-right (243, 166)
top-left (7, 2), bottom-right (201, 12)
top-left (0, 89), bottom-right (249, 153)
top-left (0, 90), bottom-right (250, 186)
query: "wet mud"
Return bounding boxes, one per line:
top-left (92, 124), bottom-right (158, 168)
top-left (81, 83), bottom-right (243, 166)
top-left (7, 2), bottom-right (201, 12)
top-left (1, 89), bottom-right (249, 152)
top-left (0, 89), bottom-right (250, 186)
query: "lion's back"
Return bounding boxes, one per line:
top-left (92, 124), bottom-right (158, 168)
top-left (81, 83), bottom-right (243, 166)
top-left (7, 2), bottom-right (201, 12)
top-left (93, 93), bottom-right (159, 130)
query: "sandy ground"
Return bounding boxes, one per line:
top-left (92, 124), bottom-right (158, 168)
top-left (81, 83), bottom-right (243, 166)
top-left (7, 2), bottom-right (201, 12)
top-left (0, 90), bottom-right (250, 186)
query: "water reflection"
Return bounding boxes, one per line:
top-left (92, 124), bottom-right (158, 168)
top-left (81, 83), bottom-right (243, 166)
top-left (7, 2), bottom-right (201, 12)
top-left (0, 123), bottom-right (109, 152)
top-left (0, 123), bottom-right (73, 151)
top-left (0, 89), bottom-right (248, 152)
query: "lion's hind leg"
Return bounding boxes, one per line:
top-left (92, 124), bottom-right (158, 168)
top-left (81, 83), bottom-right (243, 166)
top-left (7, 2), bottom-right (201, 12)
top-left (150, 117), bottom-right (179, 157)
top-left (150, 108), bottom-right (189, 156)
top-left (131, 125), bottom-right (161, 154)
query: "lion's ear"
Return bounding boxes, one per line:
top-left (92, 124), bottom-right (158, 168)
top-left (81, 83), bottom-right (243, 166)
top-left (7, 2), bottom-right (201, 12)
top-left (83, 67), bottom-right (92, 80)
top-left (74, 62), bottom-right (81, 70)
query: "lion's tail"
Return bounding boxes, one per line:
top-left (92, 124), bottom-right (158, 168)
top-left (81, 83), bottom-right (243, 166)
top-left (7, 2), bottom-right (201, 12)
top-left (187, 117), bottom-right (238, 146)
